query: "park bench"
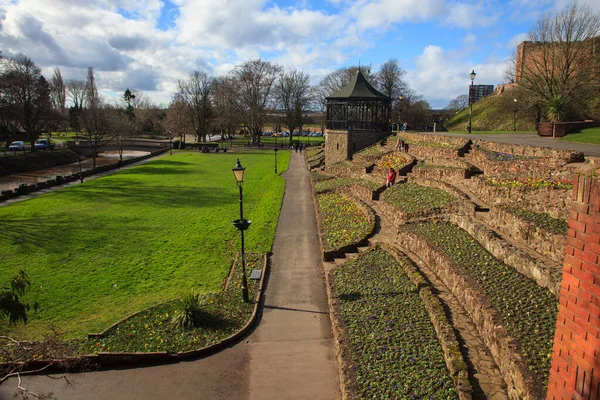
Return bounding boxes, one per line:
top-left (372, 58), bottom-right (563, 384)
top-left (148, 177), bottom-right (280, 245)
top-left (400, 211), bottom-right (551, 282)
top-left (214, 147), bottom-right (228, 152)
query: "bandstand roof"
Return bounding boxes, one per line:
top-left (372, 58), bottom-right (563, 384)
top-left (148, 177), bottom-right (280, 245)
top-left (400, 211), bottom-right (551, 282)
top-left (326, 70), bottom-right (391, 101)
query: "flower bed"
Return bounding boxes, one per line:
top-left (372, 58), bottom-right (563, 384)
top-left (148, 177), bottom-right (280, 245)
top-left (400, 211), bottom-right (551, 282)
top-left (484, 177), bottom-right (573, 190)
top-left (314, 177), bottom-right (380, 193)
top-left (466, 146), bottom-right (578, 179)
top-left (471, 140), bottom-right (583, 162)
top-left (469, 176), bottom-right (572, 219)
top-left (310, 171), bottom-right (333, 182)
top-left (316, 193), bottom-right (375, 259)
top-left (383, 183), bottom-right (456, 213)
top-left (410, 161), bottom-right (474, 181)
top-left (448, 214), bottom-right (562, 295)
top-left (331, 248), bottom-right (462, 399)
top-left (376, 152), bottom-right (413, 170)
top-left (75, 253), bottom-right (263, 354)
top-left (402, 221), bottom-right (557, 396)
top-left (502, 207), bottom-right (568, 234)
top-left (488, 206), bottom-right (567, 264)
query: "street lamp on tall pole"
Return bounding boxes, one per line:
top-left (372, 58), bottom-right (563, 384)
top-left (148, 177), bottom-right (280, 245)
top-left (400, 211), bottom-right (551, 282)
top-left (468, 69), bottom-right (476, 133)
top-left (232, 159), bottom-right (251, 303)
top-left (513, 98), bottom-right (518, 131)
top-left (274, 148), bottom-right (278, 174)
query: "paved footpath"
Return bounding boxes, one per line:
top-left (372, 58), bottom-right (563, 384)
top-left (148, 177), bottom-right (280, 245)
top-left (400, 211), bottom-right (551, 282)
top-left (0, 151), bottom-right (340, 400)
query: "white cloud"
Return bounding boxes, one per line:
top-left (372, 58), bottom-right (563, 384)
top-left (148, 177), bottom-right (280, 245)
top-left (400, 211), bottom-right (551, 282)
top-left (507, 32), bottom-right (528, 49)
top-left (444, 1), bottom-right (498, 29)
top-left (406, 45), bottom-right (507, 108)
top-left (348, 0), bottom-right (445, 31)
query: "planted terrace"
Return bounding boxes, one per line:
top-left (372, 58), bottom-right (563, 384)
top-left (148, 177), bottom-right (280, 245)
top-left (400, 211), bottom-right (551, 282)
top-left (317, 193), bottom-right (374, 254)
top-left (332, 248), bottom-right (460, 399)
top-left (403, 220), bottom-right (558, 391)
top-left (383, 183), bottom-right (456, 214)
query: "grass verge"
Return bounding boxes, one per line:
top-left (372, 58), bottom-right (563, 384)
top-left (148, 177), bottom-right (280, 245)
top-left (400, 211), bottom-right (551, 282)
top-left (0, 150), bottom-right (290, 340)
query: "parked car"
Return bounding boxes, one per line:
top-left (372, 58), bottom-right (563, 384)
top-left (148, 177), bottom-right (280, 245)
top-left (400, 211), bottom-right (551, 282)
top-left (8, 141), bottom-right (25, 151)
top-left (34, 139), bottom-right (54, 150)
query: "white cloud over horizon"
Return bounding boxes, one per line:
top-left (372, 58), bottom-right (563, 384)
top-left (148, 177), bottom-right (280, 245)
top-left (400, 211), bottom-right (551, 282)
top-left (0, 0), bottom-right (582, 108)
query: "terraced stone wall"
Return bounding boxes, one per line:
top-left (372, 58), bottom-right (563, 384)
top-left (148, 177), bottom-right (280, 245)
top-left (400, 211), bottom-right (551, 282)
top-left (466, 149), bottom-right (574, 179)
top-left (471, 140), bottom-right (583, 162)
top-left (488, 206), bottom-right (566, 264)
top-left (547, 175), bottom-right (600, 400)
top-left (469, 176), bottom-right (572, 220)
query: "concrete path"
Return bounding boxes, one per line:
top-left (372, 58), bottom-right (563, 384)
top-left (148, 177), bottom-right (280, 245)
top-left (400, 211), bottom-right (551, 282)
top-left (417, 131), bottom-right (600, 157)
top-left (0, 151), bottom-right (340, 399)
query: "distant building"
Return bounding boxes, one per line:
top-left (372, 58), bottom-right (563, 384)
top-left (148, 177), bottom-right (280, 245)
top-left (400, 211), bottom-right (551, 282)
top-left (469, 85), bottom-right (494, 104)
top-left (515, 36), bottom-right (600, 84)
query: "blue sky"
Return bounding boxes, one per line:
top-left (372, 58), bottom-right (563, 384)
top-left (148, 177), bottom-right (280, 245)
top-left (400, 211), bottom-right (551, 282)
top-left (1, 0), bottom-right (598, 108)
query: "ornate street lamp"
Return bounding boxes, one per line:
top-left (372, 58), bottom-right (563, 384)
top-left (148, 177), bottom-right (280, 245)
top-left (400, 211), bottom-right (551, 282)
top-left (468, 69), bottom-right (476, 133)
top-left (513, 98), bottom-right (518, 131)
top-left (274, 148), bottom-right (278, 174)
top-left (232, 158), bottom-right (251, 303)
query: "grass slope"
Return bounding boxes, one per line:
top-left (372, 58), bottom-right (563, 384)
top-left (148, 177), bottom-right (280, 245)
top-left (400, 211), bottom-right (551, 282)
top-left (0, 150), bottom-right (290, 339)
top-left (444, 91), bottom-right (537, 132)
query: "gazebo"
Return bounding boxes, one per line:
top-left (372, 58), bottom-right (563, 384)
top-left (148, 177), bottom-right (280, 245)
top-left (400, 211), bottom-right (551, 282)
top-left (325, 70), bottom-right (392, 164)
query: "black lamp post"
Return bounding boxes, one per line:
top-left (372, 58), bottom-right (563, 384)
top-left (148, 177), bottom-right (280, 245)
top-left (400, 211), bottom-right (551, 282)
top-left (513, 98), bottom-right (518, 131)
top-left (232, 159), bottom-right (251, 303)
top-left (468, 69), bottom-right (476, 133)
top-left (274, 148), bottom-right (278, 174)
top-left (307, 128), bottom-right (311, 147)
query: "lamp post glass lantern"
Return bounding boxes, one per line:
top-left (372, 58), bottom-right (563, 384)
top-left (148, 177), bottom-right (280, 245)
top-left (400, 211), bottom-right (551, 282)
top-left (232, 158), bottom-right (251, 303)
top-left (468, 69), bottom-right (476, 133)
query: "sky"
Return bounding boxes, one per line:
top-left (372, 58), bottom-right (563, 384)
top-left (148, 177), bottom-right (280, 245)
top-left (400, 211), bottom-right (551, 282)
top-left (1, 0), bottom-right (598, 109)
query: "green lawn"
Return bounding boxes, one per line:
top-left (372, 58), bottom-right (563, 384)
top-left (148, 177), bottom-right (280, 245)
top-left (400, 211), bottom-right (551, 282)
top-left (0, 150), bottom-right (290, 339)
top-left (560, 127), bottom-right (600, 144)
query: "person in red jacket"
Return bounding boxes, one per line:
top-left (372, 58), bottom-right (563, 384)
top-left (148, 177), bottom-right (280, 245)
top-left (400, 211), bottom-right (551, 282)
top-left (386, 167), bottom-right (397, 188)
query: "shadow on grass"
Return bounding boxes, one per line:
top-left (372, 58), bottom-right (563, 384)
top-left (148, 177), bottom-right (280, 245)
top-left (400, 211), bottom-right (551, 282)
top-left (61, 180), bottom-right (236, 209)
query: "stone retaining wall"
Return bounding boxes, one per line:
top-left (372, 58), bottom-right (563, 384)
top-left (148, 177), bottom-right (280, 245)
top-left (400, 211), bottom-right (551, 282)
top-left (446, 214), bottom-right (562, 296)
top-left (468, 176), bottom-right (572, 220)
top-left (466, 149), bottom-right (574, 179)
top-left (397, 229), bottom-right (540, 399)
top-left (409, 165), bottom-right (473, 181)
top-left (471, 140), bottom-right (583, 162)
top-left (488, 206), bottom-right (566, 264)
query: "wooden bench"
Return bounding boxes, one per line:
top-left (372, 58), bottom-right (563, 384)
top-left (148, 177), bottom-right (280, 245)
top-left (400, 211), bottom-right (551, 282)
top-left (214, 147), bottom-right (228, 152)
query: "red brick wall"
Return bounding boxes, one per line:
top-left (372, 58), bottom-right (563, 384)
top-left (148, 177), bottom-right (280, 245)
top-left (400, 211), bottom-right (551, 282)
top-left (547, 175), bottom-right (600, 400)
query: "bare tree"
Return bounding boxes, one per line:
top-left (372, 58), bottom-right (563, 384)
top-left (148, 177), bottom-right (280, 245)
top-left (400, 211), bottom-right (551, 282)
top-left (66, 79), bottom-right (86, 110)
top-left (445, 94), bottom-right (469, 112)
top-left (0, 54), bottom-right (54, 150)
top-left (273, 69), bottom-right (312, 145)
top-left (213, 76), bottom-right (241, 141)
top-left (164, 99), bottom-right (193, 149)
top-left (49, 67), bottom-right (66, 113)
top-left (227, 59), bottom-right (282, 144)
top-left (315, 65), bottom-right (374, 108)
top-left (175, 70), bottom-right (214, 143)
top-left (79, 67), bottom-right (108, 168)
top-left (507, 2), bottom-right (600, 120)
